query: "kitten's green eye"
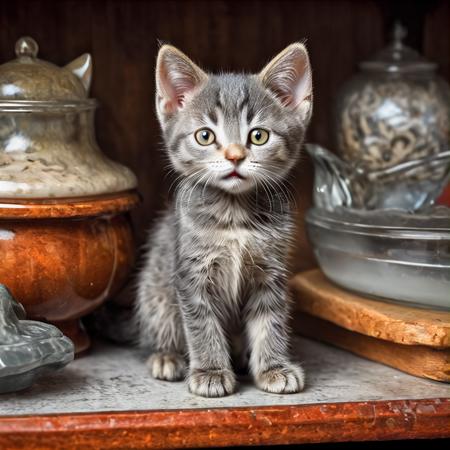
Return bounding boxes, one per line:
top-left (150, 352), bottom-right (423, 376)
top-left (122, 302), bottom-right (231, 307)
top-left (195, 128), bottom-right (216, 146)
top-left (249, 128), bottom-right (269, 146)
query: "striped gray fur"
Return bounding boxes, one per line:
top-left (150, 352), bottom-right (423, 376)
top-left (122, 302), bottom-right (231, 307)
top-left (136, 43), bottom-right (313, 397)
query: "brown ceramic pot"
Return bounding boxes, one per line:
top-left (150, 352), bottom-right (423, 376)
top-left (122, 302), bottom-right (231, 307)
top-left (0, 191), bottom-right (139, 353)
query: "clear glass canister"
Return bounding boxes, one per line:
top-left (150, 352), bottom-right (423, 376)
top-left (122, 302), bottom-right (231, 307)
top-left (0, 36), bottom-right (137, 198)
top-left (334, 24), bottom-right (450, 176)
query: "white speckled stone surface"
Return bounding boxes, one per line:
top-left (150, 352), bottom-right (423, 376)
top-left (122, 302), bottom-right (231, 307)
top-left (1, 337), bottom-right (448, 415)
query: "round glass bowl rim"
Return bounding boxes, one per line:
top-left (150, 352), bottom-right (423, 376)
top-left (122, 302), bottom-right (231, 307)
top-left (0, 99), bottom-right (98, 112)
top-left (306, 207), bottom-right (450, 239)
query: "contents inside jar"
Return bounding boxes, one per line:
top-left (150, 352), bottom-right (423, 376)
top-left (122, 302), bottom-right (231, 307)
top-left (0, 111), bottom-right (137, 198)
top-left (337, 77), bottom-right (449, 179)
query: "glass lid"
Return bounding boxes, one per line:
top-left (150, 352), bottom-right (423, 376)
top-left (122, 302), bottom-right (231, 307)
top-left (359, 23), bottom-right (437, 74)
top-left (0, 36), bottom-right (95, 107)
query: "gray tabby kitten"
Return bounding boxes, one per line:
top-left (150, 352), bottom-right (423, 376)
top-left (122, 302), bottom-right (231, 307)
top-left (136, 43), bottom-right (313, 397)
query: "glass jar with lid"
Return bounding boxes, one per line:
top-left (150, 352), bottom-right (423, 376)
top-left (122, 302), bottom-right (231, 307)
top-left (0, 36), bottom-right (137, 197)
top-left (334, 23), bottom-right (450, 176)
top-left (0, 37), bottom-right (138, 353)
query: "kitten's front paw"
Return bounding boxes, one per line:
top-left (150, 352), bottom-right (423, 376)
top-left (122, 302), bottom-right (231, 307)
top-left (188, 368), bottom-right (236, 397)
top-left (147, 352), bottom-right (186, 381)
top-left (255, 363), bottom-right (305, 394)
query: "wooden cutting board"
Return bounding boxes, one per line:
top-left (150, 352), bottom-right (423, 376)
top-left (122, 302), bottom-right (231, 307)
top-left (293, 313), bottom-right (450, 382)
top-left (290, 269), bottom-right (450, 381)
top-left (290, 270), bottom-right (450, 348)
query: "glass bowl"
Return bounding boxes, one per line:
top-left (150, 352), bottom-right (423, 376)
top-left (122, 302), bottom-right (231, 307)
top-left (306, 206), bottom-right (450, 310)
top-left (306, 143), bottom-right (450, 211)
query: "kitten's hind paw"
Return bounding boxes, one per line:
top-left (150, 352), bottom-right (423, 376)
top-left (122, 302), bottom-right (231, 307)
top-left (147, 352), bottom-right (186, 381)
top-left (255, 363), bottom-right (305, 394)
top-left (188, 368), bottom-right (236, 397)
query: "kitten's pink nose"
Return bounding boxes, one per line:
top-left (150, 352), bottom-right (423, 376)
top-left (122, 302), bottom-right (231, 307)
top-left (224, 144), bottom-right (246, 164)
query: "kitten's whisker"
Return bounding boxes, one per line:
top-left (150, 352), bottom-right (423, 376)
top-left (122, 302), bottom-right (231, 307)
top-left (175, 170), bottom-right (204, 210)
top-left (254, 166), bottom-right (297, 210)
top-left (168, 172), bottom-right (187, 195)
top-left (201, 173), bottom-right (215, 202)
top-left (263, 175), bottom-right (291, 212)
top-left (185, 171), bottom-right (210, 209)
top-left (258, 177), bottom-right (274, 212)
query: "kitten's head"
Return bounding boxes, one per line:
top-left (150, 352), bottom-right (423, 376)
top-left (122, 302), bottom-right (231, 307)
top-left (155, 43), bottom-right (312, 194)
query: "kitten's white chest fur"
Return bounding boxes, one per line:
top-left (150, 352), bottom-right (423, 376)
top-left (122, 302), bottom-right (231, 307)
top-left (183, 211), bottom-right (255, 304)
top-left (215, 227), bottom-right (254, 298)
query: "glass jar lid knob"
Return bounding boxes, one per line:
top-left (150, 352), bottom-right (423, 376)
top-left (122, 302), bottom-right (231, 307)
top-left (359, 22), bottom-right (436, 73)
top-left (15, 36), bottom-right (39, 59)
top-left (392, 22), bottom-right (407, 60)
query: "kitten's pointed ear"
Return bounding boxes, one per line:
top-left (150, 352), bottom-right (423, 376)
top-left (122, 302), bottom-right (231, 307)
top-left (259, 43), bottom-right (312, 119)
top-left (65, 54), bottom-right (92, 93)
top-left (156, 45), bottom-right (208, 117)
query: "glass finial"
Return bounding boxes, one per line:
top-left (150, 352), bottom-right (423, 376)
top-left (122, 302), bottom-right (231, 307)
top-left (15, 36), bottom-right (39, 59)
top-left (392, 22), bottom-right (407, 50)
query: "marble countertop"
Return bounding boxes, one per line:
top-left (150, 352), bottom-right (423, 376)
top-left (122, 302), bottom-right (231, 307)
top-left (2, 336), bottom-right (448, 416)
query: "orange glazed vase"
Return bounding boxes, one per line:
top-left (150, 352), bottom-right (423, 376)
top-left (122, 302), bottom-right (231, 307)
top-left (0, 37), bottom-right (139, 353)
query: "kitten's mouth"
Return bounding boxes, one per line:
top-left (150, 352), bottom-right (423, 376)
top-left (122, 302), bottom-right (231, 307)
top-left (223, 170), bottom-right (245, 180)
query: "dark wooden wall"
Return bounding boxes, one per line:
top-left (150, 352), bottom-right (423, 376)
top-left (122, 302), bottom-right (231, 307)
top-left (1, 0), bottom-right (449, 273)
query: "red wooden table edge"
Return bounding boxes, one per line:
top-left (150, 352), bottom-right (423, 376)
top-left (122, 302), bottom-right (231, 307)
top-left (0, 398), bottom-right (449, 449)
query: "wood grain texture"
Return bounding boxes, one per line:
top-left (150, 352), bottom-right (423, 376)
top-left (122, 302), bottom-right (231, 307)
top-left (290, 270), bottom-right (450, 348)
top-left (0, 399), bottom-right (449, 449)
top-left (294, 313), bottom-right (450, 382)
top-left (424, 0), bottom-right (450, 81)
